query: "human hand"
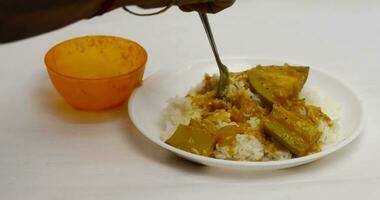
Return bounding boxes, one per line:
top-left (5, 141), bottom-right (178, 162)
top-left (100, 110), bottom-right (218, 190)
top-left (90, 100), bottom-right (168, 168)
top-left (178, 0), bottom-right (235, 13)
top-left (128, 0), bottom-right (235, 13)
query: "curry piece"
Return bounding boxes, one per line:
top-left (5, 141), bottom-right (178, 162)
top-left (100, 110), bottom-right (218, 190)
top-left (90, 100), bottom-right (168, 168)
top-left (263, 104), bottom-right (322, 156)
top-left (215, 125), bottom-right (241, 147)
top-left (247, 64), bottom-right (309, 104)
top-left (285, 99), bottom-right (333, 127)
top-left (306, 105), bottom-right (333, 126)
top-left (165, 120), bottom-right (216, 156)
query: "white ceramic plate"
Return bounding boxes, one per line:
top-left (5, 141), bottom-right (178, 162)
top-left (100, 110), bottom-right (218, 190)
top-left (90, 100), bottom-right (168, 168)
top-left (128, 58), bottom-right (365, 170)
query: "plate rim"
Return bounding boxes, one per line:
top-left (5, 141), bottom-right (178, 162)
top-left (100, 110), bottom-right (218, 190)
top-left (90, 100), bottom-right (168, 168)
top-left (128, 57), bottom-right (366, 168)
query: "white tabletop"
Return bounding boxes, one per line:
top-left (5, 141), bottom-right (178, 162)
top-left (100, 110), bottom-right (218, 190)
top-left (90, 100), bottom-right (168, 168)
top-left (0, 1), bottom-right (379, 199)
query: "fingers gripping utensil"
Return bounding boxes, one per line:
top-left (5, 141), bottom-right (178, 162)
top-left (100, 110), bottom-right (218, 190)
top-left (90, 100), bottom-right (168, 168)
top-left (198, 12), bottom-right (229, 98)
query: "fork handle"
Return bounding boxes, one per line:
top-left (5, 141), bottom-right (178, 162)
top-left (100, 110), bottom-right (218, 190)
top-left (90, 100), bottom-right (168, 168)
top-left (198, 13), bottom-right (223, 66)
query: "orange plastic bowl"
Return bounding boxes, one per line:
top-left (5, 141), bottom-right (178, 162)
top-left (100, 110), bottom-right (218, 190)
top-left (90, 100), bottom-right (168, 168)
top-left (44, 35), bottom-right (147, 111)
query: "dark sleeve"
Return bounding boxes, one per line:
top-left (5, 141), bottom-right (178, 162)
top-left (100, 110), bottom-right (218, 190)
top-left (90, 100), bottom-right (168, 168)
top-left (0, 0), bottom-right (104, 43)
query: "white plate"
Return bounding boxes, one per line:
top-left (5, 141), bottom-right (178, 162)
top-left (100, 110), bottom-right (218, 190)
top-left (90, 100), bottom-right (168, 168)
top-left (128, 58), bottom-right (365, 170)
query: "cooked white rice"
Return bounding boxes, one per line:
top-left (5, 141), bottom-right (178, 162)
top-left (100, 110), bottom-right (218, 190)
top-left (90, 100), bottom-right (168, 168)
top-left (214, 134), bottom-right (264, 161)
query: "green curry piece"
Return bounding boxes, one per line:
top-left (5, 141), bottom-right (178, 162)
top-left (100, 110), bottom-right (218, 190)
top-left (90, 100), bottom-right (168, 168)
top-left (166, 120), bottom-right (216, 156)
top-left (248, 64), bottom-right (309, 105)
top-left (263, 104), bottom-right (322, 156)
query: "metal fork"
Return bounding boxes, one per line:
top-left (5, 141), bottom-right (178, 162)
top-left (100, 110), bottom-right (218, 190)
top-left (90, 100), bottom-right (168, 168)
top-left (198, 13), bottom-right (229, 98)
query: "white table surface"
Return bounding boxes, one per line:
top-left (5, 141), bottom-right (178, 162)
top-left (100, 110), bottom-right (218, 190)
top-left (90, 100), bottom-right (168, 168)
top-left (1, 1), bottom-right (379, 199)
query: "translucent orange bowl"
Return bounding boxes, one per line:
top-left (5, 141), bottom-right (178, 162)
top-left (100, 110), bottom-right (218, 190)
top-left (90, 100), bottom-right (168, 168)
top-left (44, 35), bottom-right (147, 111)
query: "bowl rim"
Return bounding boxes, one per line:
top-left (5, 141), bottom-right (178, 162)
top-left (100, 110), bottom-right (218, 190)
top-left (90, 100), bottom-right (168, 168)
top-left (128, 57), bottom-right (366, 168)
top-left (44, 35), bottom-right (148, 81)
